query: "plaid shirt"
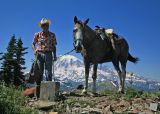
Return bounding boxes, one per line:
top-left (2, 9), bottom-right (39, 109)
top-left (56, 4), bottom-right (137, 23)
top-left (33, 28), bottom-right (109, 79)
top-left (32, 31), bottom-right (57, 52)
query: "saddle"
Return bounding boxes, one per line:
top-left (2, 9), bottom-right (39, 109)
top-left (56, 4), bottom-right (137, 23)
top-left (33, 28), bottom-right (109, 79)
top-left (106, 30), bottom-right (123, 44)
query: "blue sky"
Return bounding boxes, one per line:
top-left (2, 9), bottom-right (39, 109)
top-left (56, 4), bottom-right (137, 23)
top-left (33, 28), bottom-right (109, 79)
top-left (0, 0), bottom-right (160, 80)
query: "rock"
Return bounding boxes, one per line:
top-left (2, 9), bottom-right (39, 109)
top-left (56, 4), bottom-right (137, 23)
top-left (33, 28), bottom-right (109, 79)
top-left (81, 111), bottom-right (89, 114)
top-left (74, 102), bottom-right (81, 107)
top-left (102, 105), bottom-right (113, 114)
top-left (89, 111), bottom-right (101, 114)
top-left (89, 108), bottom-right (102, 114)
top-left (39, 111), bottom-right (47, 114)
top-left (138, 110), bottom-right (154, 114)
top-left (119, 100), bottom-right (130, 107)
top-left (86, 105), bottom-right (91, 109)
top-left (34, 100), bottom-right (56, 109)
top-left (62, 91), bottom-right (68, 95)
top-left (48, 112), bottom-right (58, 114)
top-left (77, 84), bottom-right (84, 90)
top-left (66, 104), bottom-right (71, 113)
top-left (149, 103), bottom-right (158, 112)
top-left (40, 81), bottom-right (60, 101)
top-left (72, 107), bottom-right (82, 113)
top-left (144, 103), bottom-right (149, 109)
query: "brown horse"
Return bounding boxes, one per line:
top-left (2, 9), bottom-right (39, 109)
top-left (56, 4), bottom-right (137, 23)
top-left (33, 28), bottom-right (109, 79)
top-left (73, 16), bottom-right (138, 95)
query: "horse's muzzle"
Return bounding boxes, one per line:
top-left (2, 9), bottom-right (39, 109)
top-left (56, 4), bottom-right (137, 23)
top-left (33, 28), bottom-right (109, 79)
top-left (75, 43), bottom-right (82, 53)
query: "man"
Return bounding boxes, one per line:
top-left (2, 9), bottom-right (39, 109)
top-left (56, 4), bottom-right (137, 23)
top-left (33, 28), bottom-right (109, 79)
top-left (32, 18), bottom-right (57, 87)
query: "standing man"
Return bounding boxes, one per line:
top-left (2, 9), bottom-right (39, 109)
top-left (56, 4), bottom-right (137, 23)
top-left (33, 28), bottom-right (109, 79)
top-left (32, 18), bottom-right (57, 87)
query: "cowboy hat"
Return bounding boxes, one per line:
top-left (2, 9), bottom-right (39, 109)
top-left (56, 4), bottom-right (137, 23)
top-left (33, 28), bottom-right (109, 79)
top-left (38, 18), bottom-right (51, 26)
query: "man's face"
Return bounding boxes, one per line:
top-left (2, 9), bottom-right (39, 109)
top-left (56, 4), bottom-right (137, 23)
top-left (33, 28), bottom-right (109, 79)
top-left (41, 23), bottom-right (49, 32)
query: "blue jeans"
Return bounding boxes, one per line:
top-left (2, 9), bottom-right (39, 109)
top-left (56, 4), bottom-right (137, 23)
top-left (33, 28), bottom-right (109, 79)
top-left (37, 51), bottom-right (53, 85)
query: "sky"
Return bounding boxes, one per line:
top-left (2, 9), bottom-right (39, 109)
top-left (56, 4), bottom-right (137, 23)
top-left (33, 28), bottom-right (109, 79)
top-left (0, 0), bottom-right (160, 80)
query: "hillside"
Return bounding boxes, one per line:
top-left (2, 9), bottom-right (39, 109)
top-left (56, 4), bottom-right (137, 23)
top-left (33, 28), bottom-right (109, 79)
top-left (28, 89), bottom-right (160, 114)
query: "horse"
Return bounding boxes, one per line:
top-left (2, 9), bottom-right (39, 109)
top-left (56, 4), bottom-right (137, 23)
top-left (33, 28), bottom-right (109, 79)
top-left (73, 16), bottom-right (139, 95)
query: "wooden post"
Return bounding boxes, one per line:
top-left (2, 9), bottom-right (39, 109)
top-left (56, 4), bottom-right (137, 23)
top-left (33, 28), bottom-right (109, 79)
top-left (40, 81), bottom-right (60, 101)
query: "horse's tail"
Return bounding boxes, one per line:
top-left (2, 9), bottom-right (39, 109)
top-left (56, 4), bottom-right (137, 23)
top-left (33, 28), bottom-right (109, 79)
top-left (128, 53), bottom-right (139, 63)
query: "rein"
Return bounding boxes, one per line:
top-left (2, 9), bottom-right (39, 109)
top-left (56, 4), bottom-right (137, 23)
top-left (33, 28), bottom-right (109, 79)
top-left (57, 48), bottom-right (75, 59)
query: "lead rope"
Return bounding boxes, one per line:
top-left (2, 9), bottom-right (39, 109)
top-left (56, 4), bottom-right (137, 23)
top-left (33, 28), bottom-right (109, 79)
top-left (57, 48), bottom-right (75, 59)
top-left (52, 48), bottom-right (75, 81)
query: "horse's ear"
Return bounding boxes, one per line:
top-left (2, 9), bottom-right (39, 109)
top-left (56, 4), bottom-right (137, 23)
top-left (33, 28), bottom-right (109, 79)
top-left (84, 18), bottom-right (89, 25)
top-left (95, 25), bottom-right (100, 28)
top-left (74, 16), bottom-right (78, 23)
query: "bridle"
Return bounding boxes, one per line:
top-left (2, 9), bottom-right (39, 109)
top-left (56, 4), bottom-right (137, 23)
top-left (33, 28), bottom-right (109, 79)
top-left (73, 22), bottom-right (88, 56)
top-left (73, 21), bottom-right (85, 49)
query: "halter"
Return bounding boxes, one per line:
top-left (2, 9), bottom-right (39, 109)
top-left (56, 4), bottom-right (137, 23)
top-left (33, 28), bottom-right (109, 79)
top-left (73, 21), bottom-right (96, 56)
top-left (73, 21), bottom-right (85, 48)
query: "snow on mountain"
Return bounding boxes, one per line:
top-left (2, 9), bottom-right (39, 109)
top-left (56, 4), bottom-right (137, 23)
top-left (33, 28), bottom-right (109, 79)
top-left (54, 55), bottom-right (118, 84)
top-left (53, 55), bottom-right (160, 91)
top-left (44, 55), bottom-right (160, 91)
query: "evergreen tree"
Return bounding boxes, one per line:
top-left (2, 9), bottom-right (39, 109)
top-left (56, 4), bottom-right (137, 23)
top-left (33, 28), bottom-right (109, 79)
top-left (0, 52), bottom-right (3, 60)
top-left (1, 35), bottom-right (17, 84)
top-left (0, 52), bottom-right (3, 55)
top-left (0, 52), bottom-right (3, 80)
top-left (13, 38), bottom-right (28, 86)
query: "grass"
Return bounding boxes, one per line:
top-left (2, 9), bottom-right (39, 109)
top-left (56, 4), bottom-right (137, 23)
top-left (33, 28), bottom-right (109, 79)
top-left (124, 87), bottom-right (160, 101)
top-left (0, 81), bottom-right (38, 114)
top-left (141, 91), bottom-right (160, 100)
top-left (1, 80), bottom-right (159, 114)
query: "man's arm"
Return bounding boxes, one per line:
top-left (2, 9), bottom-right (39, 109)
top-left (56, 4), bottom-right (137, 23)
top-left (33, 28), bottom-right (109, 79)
top-left (32, 43), bottom-right (37, 54)
top-left (52, 33), bottom-right (57, 61)
top-left (32, 33), bottom-right (38, 54)
top-left (53, 46), bottom-right (57, 61)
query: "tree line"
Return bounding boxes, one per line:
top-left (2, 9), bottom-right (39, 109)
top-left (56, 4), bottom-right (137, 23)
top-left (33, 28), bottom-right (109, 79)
top-left (0, 35), bottom-right (28, 86)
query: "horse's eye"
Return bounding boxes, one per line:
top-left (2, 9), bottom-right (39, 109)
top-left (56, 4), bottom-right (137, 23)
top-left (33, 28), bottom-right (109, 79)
top-left (73, 29), bottom-right (78, 33)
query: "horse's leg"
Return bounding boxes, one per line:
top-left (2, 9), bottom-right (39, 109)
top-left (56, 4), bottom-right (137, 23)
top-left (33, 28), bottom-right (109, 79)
top-left (112, 61), bottom-right (122, 93)
top-left (120, 61), bottom-right (127, 93)
top-left (82, 60), bottom-right (90, 94)
top-left (92, 63), bottom-right (98, 95)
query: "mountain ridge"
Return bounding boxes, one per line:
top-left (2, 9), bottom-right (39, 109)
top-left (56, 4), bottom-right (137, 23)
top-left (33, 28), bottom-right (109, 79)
top-left (52, 55), bottom-right (160, 91)
top-left (25, 55), bottom-right (160, 91)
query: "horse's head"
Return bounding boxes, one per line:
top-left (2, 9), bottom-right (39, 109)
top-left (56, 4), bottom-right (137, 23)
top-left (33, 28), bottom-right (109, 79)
top-left (73, 16), bottom-right (89, 53)
top-left (95, 25), bottom-right (106, 40)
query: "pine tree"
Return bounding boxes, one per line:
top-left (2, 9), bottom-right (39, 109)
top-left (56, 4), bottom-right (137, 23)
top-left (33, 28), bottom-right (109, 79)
top-left (0, 52), bottom-right (3, 80)
top-left (0, 52), bottom-right (3, 60)
top-left (13, 38), bottom-right (28, 86)
top-left (0, 52), bottom-right (3, 55)
top-left (1, 35), bottom-right (17, 84)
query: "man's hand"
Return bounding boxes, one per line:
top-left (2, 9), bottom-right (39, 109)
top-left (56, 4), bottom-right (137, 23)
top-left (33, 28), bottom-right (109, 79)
top-left (54, 56), bottom-right (57, 61)
top-left (32, 44), bottom-right (38, 55)
top-left (34, 50), bottom-right (38, 55)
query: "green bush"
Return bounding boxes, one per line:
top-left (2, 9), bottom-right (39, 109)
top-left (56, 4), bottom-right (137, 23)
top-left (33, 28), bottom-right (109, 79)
top-left (0, 82), bottom-right (38, 114)
top-left (141, 91), bottom-right (160, 100)
top-left (124, 87), bottom-right (139, 100)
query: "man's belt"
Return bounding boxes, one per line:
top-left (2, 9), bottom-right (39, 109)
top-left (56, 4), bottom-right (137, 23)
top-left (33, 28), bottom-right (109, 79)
top-left (38, 50), bottom-right (52, 53)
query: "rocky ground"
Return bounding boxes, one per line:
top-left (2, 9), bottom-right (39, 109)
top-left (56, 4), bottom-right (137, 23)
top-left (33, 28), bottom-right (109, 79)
top-left (27, 90), bottom-right (160, 114)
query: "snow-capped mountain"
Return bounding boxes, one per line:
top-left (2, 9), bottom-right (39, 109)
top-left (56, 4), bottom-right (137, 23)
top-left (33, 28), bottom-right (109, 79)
top-left (53, 55), bottom-right (160, 91)
top-left (48, 55), bottom-right (160, 91)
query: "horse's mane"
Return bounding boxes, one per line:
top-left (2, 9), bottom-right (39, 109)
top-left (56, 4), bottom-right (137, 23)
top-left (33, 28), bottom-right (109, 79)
top-left (84, 24), bottom-right (96, 35)
top-left (85, 24), bottom-right (112, 45)
top-left (84, 24), bottom-right (101, 41)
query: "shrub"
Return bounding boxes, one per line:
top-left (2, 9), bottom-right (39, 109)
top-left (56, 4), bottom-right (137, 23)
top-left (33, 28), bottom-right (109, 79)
top-left (0, 82), bottom-right (38, 114)
top-left (141, 91), bottom-right (160, 100)
top-left (124, 87), bottom-right (139, 100)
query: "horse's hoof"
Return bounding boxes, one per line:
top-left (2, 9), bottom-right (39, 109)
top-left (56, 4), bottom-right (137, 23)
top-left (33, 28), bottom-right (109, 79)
top-left (91, 93), bottom-right (99, 97)
top-left (81, 90), bottom-right (87, 96)
top-left (118, 91), bottom-right (124, 94)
